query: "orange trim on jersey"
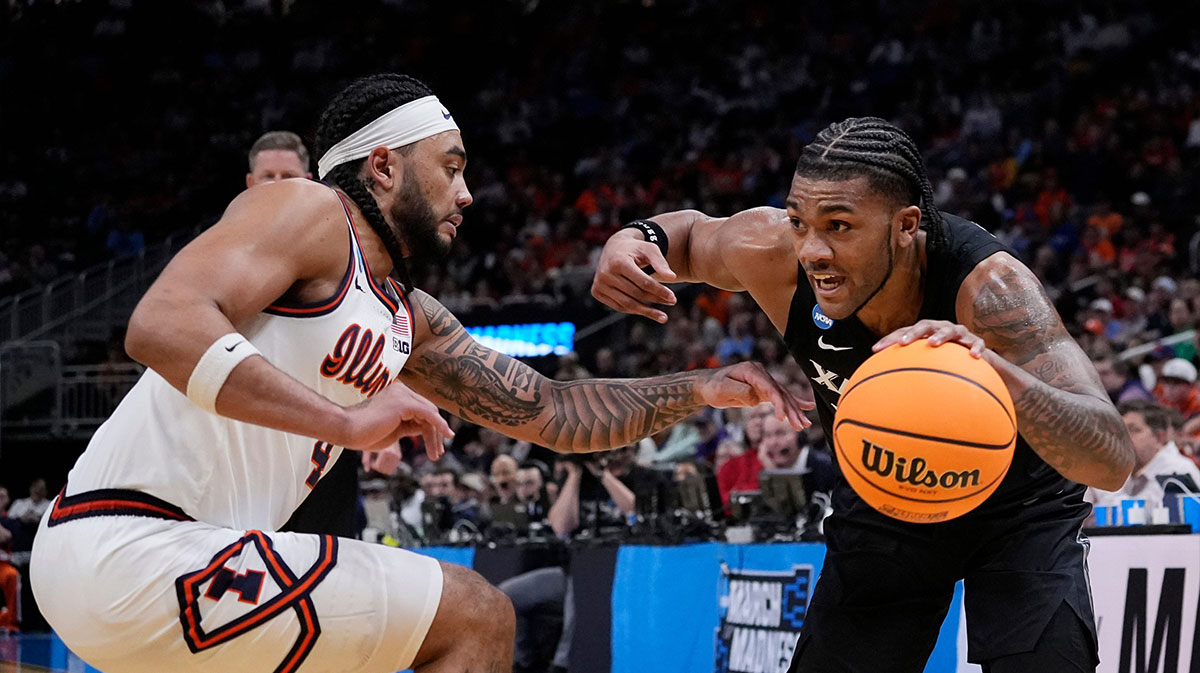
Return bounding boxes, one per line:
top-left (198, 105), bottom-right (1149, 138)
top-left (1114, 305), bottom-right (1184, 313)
top-left (279, 599), bottom-right (320, 673)
top-left (391, 277), bottom-right (415, 325)
top-left (264, 197), bottom-right (357, 316)
top-left (262, 266), bottom-right (353, 316)
top-left (47, 487), bottom-right (194, 526)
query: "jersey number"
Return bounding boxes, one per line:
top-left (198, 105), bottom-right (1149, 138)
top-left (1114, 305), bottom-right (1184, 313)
top-left (306, 441), bottom-right (334, 488)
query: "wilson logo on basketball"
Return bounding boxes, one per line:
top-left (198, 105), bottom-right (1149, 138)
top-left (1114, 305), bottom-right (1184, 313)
top-left (320, 323), bottom-right (392, 396)
top-left (860, 440), bottom-right (981, 489)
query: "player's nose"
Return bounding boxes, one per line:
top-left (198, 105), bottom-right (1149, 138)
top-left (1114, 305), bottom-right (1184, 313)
top-left (796, 232), bottom-right (833, 264)
top-left (456, 184), bottom-right (473, 210)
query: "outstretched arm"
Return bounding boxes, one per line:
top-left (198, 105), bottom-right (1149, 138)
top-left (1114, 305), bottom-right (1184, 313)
top-left (874, 253), bottom-right (1134, 490)
top-left (399, 291), bottom-right (810, 453)
top-left (590, 208), bottom-right (797, 329)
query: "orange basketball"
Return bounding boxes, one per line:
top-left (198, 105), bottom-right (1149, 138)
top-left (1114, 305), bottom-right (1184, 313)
top-left (832, 339), bottom-right (1016, 523)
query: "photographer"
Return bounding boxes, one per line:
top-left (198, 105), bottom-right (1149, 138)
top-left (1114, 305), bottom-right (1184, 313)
top-left (418, 467), bottom-right (485, 543)
top-left (489, 454), bottom-right (520, 506)
top-left (515, 460), bottom-right (554, 523)
top-left (499, 445), bottom-right (659, 673)
top-left (549, 445), bottom-right (656, 537)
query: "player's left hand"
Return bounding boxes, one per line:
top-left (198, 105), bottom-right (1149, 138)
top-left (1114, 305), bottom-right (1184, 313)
top-left (699, 362), bottom-right (813, 430)
top-left (362, 443), bottom-right (404, 475)
top-left (873, 319), bottom-right (989, 358)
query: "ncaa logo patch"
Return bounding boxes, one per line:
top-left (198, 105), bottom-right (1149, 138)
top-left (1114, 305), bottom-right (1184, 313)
top-left (812, 305), bottom-right (833, 330)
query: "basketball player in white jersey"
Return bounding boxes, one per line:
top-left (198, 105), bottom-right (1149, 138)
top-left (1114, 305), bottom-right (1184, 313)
top-left (30, 73), bottom-right (808, 673)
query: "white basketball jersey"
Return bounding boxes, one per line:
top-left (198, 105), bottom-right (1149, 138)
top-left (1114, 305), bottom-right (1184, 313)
top-left (66, 193), bottom-right (417, 530)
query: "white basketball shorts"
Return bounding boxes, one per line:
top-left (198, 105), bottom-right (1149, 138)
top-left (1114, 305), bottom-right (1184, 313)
top-left (30, 490), bottom-right (443, 673)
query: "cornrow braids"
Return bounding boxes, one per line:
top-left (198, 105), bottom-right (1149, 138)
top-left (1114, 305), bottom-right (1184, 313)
top-left (795, 117), bottom-right (946, 251)
top-left (328, 163), bottom-right (414, 288)
top-left (314, 73), bottom-right (436, 289)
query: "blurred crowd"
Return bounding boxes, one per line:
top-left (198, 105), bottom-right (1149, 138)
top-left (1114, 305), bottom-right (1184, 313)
top-left (5, 1), bottom-right (1200, 531)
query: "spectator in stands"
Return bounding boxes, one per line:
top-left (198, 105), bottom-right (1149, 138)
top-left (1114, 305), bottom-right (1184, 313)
top-left (0, 486), bottom-right (18, 632)
top-left (515, 461), bottom-right (549, 507)
top-left (713, 438), bottom-right (744, 476)
top-left (459, 426), bottom-right (509, 474)
top-left (757, 415), bottom-right (835, 500)
top-left (8, 478), bottom-right (49, 528)
top-left (244, 131), bottom-right (312, 188)
top-left (1154, 358), bottom-right (1200, 419)
top-left (420, 467), bottom-right (484, 531)
top-left (515, 461), bottom-right (553, 524)
top-left (717, 402), bottom-right (774, 504)
top-left (553, 351), bottom-right (592, 381)
top-left (642, 409), bottom-right (704, 464)
top-left (1094, 355), bottom-right (1152, 403)
top-left (1086, 400), bottom-right (1200, 515)
top-left (716, 312), bottom-right (756, 364)
top-left (1182, 316), bottom-right (1200, 369)
top-left (489, 453), bottom-right (520, 506)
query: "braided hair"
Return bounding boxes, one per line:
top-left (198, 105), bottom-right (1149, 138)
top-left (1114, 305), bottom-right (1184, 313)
top-left (314, 74), bottom-right (435, 288)
top-left (795, 117), bottom-right (946, 251)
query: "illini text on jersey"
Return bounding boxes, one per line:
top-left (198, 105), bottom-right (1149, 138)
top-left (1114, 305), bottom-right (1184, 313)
top-left (320, 323), bottom-right (405, 396)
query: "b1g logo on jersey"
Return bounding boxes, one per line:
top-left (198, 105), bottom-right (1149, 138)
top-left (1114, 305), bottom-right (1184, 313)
top-left (390, 310), bottom-right (412, 354)
top-left (811, 305), bottom-right (833, 330)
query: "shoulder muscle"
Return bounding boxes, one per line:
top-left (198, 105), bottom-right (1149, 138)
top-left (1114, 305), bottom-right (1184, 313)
top-left (687, 206), bottom-right (797, 329)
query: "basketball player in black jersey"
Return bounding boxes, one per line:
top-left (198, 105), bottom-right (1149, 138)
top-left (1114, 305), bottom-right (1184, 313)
top-left (591, 117), bottom-right (1135, 673)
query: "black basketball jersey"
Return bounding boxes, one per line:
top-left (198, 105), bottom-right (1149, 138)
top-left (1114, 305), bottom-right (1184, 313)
top-left (782, 212), bottom-right (1085, 512)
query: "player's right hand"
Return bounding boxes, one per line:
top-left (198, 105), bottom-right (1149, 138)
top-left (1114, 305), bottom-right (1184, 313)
top-left (339, 381), bottom-right (452, 460)
top-left (590, 231), bottom-right (678, 323)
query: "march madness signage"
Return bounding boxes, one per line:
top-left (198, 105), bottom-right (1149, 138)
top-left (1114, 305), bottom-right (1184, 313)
top-left (716, 565), bottom-right (813, 673)
top-left (1068, 536), bottom-right (1200, 673)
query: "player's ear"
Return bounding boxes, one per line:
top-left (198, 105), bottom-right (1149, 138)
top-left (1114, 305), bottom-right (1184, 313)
top-left (364, 145), bottom-right (400, 190)
top-left (895, 205), bottom-right (922, 246)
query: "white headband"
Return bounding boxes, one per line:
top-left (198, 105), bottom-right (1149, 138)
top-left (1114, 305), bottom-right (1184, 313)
top-left (317, 96), bottom-right (460, 179)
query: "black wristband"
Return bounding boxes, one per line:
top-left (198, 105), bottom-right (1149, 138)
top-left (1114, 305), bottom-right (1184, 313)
top-left (619, 219), bottom-right (669, 275)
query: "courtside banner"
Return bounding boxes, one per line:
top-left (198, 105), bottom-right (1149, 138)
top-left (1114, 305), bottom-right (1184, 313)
top-left (611, 543), bottom-right (828, 673)
top-left (410, 545), bottom-right (475, 569)
top-left (1088, 535), bottom-right (1200, 673)
top-left (715, 564), bottom-right (813, 673)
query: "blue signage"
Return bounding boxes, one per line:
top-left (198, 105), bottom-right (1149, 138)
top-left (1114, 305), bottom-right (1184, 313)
top-left (464, 322), bottom-right (576, 357)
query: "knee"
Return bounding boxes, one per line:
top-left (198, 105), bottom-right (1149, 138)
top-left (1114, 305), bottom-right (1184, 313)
top-left (441, 563), bottom-right (514, 640)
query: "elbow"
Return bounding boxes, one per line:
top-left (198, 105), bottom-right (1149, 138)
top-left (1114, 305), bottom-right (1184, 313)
top-left (1090, 473), bottom-right (1126, 493)
top-left (1091, 449), bottom-right (1134, 492)
top-left (1109, 450), bottom-right (1135, 490)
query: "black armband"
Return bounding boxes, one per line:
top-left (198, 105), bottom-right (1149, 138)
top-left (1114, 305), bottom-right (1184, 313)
top-left (619, 219), bottom-right (669, 275)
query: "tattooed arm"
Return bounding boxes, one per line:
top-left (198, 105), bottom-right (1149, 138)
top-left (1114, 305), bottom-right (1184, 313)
top-left (873, 253), bottom-right (1133, 489)
top-left (958, 253), bottom-right (1133, 490)
top-left (398, 290), bottom-right (810, 453)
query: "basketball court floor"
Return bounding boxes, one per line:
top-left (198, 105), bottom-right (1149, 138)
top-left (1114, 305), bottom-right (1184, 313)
top-left (0, 633), bottom-right (100, 673)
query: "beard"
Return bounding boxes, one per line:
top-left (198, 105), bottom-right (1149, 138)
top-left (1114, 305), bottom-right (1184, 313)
top-left (388, 174), bottom-right (453, 279)
top-left (847, 232), bottom-right (895, 318)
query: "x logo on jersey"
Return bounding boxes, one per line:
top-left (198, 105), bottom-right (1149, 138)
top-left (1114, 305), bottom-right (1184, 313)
top-left (810, 360), bottom-right (849, 397)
